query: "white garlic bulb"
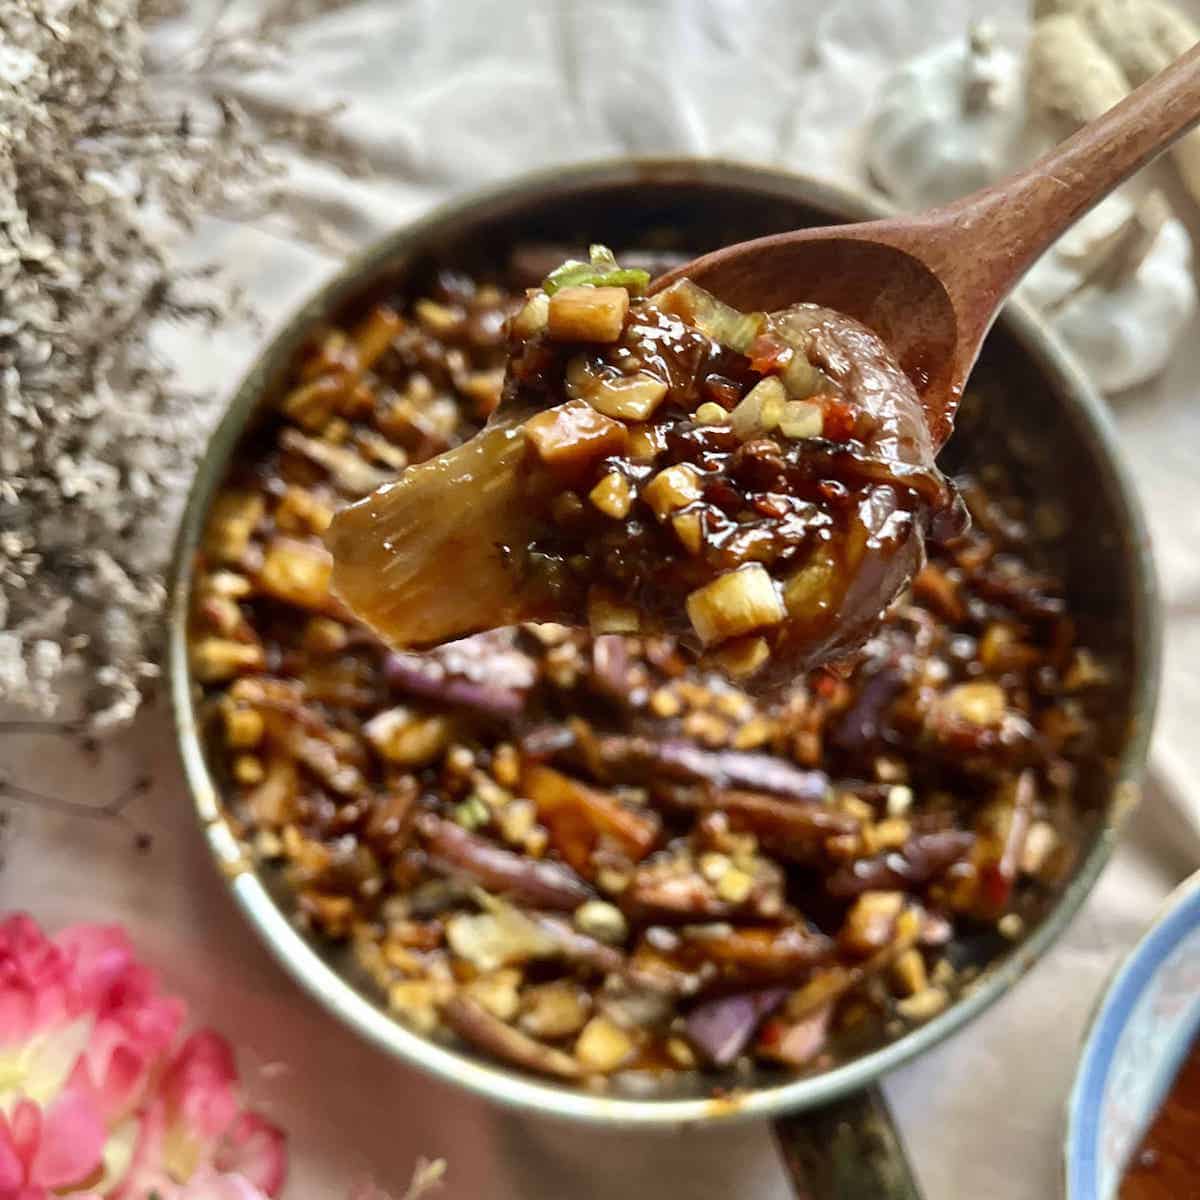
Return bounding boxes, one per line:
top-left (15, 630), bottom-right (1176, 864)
top-left (1020, 191), bottom-right (1197, 392)
top-left (865, 24), bottom-right (1031, 209)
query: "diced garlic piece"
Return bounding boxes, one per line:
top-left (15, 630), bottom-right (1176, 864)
top-left (840, 890), bottom-right (905, 957)
top-left (589, 472), bottom-right (633, 519)
top-left (941, 681), bottom-right (1006, 726)
top-left (642, 463), bottom-right (703, 520)
top-left (233, 754), bottom-right (264, 785)
top-left (464, 968), bottom-right (522, 1021)
top-left (257, 536), bottom-right (333, 609)
top-left (715, 867), bottom-right (754, 903)
top-left (547, 286), bottom-right (629, 343)
top-left (671, 510), bottom-right (703, 554)
top-left (388, 981), bottom-right (440, 1035)
top-left (223, 705), bottom-right (264, 749)
top-left (445, 908), bottom-right (557, 971)
top-left (190, 638), bottom-right (265, 683)
top-left (627, 424), bottom-right (667, 464)
top-left (666, 1036), bottom-right (698, 1068)
top-left (414, 299), bottom-right (461, 334)
top-left (573, 900), bottom-right (628, 945)
top-left (891, 948), bottom-right (928, 997)
top-left (363, 706), bottom-right (451, 766)
top-left (510, 291), bottom-right (550, 338)
top-left (586, 372), bottom-right (669, 421)
top-left (520, 982), bottom-right (590, 1039)
top-left (686, 564), bottom-right (786, 647)
top-left (575, 1016), bottom-right (636, 1072)
top-left (778, 400), bottom-right (824, 439)
top-left (525, 401), bottom-right (628, 472)
top-left (730, 376), bottom-right (787, 440)
top-left (693, 401), bottom-right (729, 425)
top-left (782, 351), bottom-right (823, 399)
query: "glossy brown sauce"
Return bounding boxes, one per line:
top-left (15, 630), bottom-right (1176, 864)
top-left (330, 280), bottom-right (963, 694)
top-left (1120, 1036), bottom-right (1200, 1199)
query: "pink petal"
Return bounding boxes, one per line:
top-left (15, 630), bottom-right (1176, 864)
top-left (0, 1109), bottom-right (26, 1192)
top-left (214, 1113), bottom-right (287, 1197)
top-left (10, 1100), bottom-right (40, 1168)
top-left (108, 1095), bottom-right (168, 1200)
top-left (0, 915), bottom-right (71, 1046)
top-left (29, 1089), bottom-right (105, 1190)
top-left (53, 925), bottom-right (134, 1013)
top-left (161, 1032), bottom-right (241, 1143)
top-left (0, 986), bottom-right (36, 1049)
top-left (73, 993), bottom-right (183, 1123)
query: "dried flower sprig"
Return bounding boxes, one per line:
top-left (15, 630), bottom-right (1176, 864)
top-left (0, 0), bottom-right (354, 731)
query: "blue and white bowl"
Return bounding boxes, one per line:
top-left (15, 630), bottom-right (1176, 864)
top-left (1066, 870), bottom-right (1200, 1199)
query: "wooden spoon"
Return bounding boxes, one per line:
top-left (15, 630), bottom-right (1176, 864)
top-left (652, 41), bottom-right (1200, 448)
top-left (328, 44), bottom-right (1200, 657)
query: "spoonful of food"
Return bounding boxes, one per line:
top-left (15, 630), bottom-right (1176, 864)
top-left (326, 43), bottom-right (1200, 692)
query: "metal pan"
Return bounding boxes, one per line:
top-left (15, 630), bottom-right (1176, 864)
top-left (167, 159), bottom-right (1161, 1198)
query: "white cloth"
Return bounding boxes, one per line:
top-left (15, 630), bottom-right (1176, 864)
top-left (7, 2), bottom-right (1200, 1196)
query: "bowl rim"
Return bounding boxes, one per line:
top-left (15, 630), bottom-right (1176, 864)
top-left (167, 155), bottom-right (1162, 1127)
top-left (1064, 869), bottom-right (1200, 1198)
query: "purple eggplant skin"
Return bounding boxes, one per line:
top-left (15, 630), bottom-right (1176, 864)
top-left (827, 830), bottom-right (975, 897)
top-left (595, 734), bottom-right (831, 802)
top-left (383, 629), bottom-right (536, 717)
top-left (443, 994), bottom-right (582, 1079)
top-left (418, 814), bottom-right (593, 910)
top-left (684, 988), bottom-right (789, 1067)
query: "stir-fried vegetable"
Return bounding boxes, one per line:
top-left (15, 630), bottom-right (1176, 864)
top-left (191, 263), bottom-right (1109, 1091)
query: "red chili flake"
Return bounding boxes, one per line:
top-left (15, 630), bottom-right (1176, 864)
top-left (817, 479), bottom-right (849, 506)
top-left (980, 863), bottom-right (1013, 912)
top-left (814, 670), bottom-right (841, 698)
top-left (746, 334), bottom-right (793, 375)
top-left (821, 399), bottom-right (858, 442)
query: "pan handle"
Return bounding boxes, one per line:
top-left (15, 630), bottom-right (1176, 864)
top-left (772, 1084), bottom-right (924, 1200)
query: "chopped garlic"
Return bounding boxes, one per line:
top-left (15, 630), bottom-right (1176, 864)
top-left (511, 291), bottom-right (550, 337)
top-left (547, 286), bottom-right (629, 343)
top-left (573, 900), bottom-right (628, 945)
top-left (642, 464), bottom-right (704, 520)
top-left (731, 376), bottom-right (787, 440)
top-left (686, 564), bottom-right (786, 646)
top-left (693, 401), bottom-right (729, 425)
top-left (671, 510), bottom-right (704, 554)
top-left (585, 372), bottom-right (669, 421)
top-left (778, 400), bottom-right (824, 439)
top-left (589, 472), bottom-right (634, 519)
top-left (575, 1016), bottom-right (636, 1072)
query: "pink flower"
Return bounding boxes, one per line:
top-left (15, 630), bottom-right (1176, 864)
top-left (0, 915), bottom-right (286, 1200)
top-left (62, 925), bottom-right (185, 1124)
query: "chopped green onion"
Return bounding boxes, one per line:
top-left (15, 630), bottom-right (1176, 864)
top-left (454, 794), bottom-right (491, 830)
top-left (542, 244), bottom-right (651, 296)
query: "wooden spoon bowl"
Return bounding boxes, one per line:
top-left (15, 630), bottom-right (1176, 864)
top-left (655, 41), bottom-right (1200, 447)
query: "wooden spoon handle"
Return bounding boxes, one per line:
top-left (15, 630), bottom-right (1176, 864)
top-left (916, 40), bottom-right (1200, 338)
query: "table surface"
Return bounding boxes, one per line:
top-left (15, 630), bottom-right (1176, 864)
top-left (7, 1), bottom-right (1200, 1196)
